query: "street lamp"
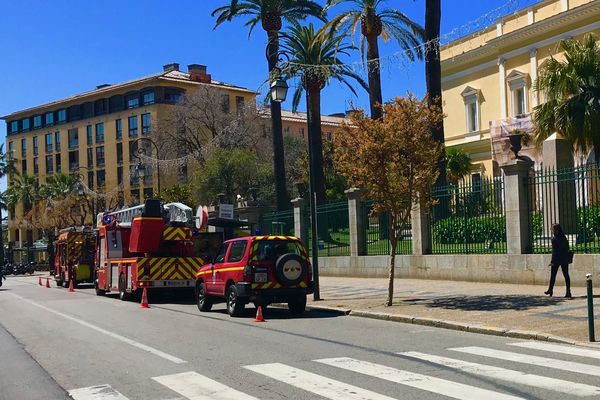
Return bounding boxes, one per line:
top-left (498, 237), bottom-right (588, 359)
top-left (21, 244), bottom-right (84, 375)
top-left (270, 73), bottom-right (289, 103)
top-left (132, 137), bottom-right (161, 194)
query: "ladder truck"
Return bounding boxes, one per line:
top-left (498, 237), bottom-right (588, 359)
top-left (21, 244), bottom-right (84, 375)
top-left (53, 227), bottom-right (97, 288)
top-left (94, 199), bottom-right (204, 300)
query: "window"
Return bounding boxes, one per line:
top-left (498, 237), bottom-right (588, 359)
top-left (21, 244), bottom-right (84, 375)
top-left (513, 87), bottom-right (526, 116)
top-left (143, 188), bottom-right (154, 200)
top-left (88, 171), bottom-right (94, 189)
top-left (214, 243), bottom-right (229, 263)
top-left (255, 240), bottom-right (303, 261)
top-left (55, 132), bottom-right (61, 151)
top-left (68, 128), bottom-right (79, 149)
top-left (117, 166), bottom-right (123, 185)
top-left (21, 159), bottom-right (27, 174)
top-left (115, 119), bottom-right (122, 140)
top-left (8, 141), bottom-right (14, 158)
top-left (126, 93), bottom-right (139, 109)
top-left (283, 127), bottom-right (290, 136)
top-left (461, 86), bottom-right (480, 133)
top-left (96, 146), bottom-right (105, 166)
top-left (68, 151), bottom-right (79, 171)
top-left (227, 240), bottom-right (247, 262)
top-left (33, 115), bottom-right (42, 129)
top-left (67, 105), bottom-right (81, 121)
top-left (221, 94), bottom-right (230, 113)
top-left (57, 109), bottom-right (66, 123)
top-left (87, 148), bottom-right (93, 167)
top-left (46, 155), bottom-right (53, 174)
top-left (129, 141), bottom-right (138, 162)
top-left (142, 90), bottom-right (155, 105)
top-left (109, 95), bottom-right (124, 112)
top-left (507, 70), bottom-right (529, 117)
top-left (236, 96), bottom-right (245, 114)
top-left (299, 128), bottom-right (305, 139)
top-left (56, 154), bottom-right (62, 173)
top-left (141, 113), bottom-right (151, 135)
top-left (94, 99), bottom-right (107, 115)
top-left (45, 133), bottom-right (53, 153)
top-left (96, 170), bottom-right (105, 187)
top-left (10, 121), bottom-right (19, 133)
top-left (130, 189), bottom-right (140, 204)
top-left (45, 112), bottom-right (54, 126)
top-left (128, 116), bottom-right (138, 137)
top-left (22, 118), bottom-right (30, 131)
top-left (95, 123), bottom-right (104, 143)
top-left (164, 89), bottom-right (182, 104)
top-left (467, 101), bottom-right (478, 132)
top-left (117, 142), bottom-right (123, 164)
top-left (327, 132), bottom-right (333, 141)
top-left (21, 138), bottom-right (27, 156)
top-left (130, 165), bottom-right (139, 185)
top-left (86, 125), bottom-right (93, 146)
top-left (81, 102), bottom-right (93, 118)
top-left (33, 157), bottom-right (39, 174)
top-left (33, 136), bottom-right (38, 156)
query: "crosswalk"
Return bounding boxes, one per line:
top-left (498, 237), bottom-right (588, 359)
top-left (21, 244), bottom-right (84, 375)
top-left (69, 341), bottom-right (600, 400)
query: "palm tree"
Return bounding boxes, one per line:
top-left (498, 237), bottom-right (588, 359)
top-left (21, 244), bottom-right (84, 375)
top-left (280, 22), bottom-right (368, 206)
top-left (533, 34), bottom-right (600, 160)
top-left (212, 0), bottom-right (325, 210)
top-left (325, 0), bottom-right (424, 120)
top-left (42, 173), bottom-right (79, 199)
top-left (6, 174), bottom-right (39, 261)
top-left (446, 147), bottom-right (472, 185)
top-left (0, 145), bottom-right (17, 266)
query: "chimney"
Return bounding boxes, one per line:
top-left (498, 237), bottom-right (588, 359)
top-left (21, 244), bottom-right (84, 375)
top-left (188, 64), bottom-right (211, 83)
top-left (96, 84), bottom-right (111, 90)
top-left (163, 63), bottom-right (180, 72)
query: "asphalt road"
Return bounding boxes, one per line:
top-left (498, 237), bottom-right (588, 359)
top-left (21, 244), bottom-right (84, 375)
top-left (1, 274), bottom-right (600, 400)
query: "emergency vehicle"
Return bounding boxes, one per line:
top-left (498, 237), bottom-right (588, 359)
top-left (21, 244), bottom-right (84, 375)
top-left (94, 199), bottom-right (204, 300)
top-left (53, 227), bottom-right (97, 288)
top-left (195, 235), bottom-right (313, 317)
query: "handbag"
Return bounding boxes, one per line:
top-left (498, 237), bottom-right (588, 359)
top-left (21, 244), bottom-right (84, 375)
top-left (567, 250), bottom-right (574, 264)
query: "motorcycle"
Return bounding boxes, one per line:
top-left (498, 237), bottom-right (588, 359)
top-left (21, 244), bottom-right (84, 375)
top-left (26, 261), bottom-right (35, 275)
top-left (13, 263), bottom-right (26, 275)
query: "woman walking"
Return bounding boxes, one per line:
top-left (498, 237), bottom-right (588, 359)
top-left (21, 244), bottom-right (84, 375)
top-left (545, 223), bottom-right (572, 298)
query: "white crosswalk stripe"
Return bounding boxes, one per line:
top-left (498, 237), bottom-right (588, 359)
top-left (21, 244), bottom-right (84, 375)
top-left (244, 362), bottom-right (398, 400)
top-left (316, 357), bottom-right (525, 400)
top-left (69, 384), bottom-right (129, 400)
top-left (508, 341), bottom-right (600, 360)
top-left (400, 351), bottom-right (600, 397)
top-left (450, 346), bottom-right (600, 377)
top-left (152, 371), bottom-right (259, 400)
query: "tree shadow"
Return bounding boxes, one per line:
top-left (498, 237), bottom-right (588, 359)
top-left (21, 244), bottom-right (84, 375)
top-left (425, 295), bottom-right (566, 311)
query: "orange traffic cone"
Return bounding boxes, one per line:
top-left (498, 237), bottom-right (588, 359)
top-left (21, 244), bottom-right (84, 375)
top-left (45, 277), bottom-right (50, 288)
top-left (140, 288), bottom-right (150, 309)
top-left (68, 279), bottom-right (74, 293)
top-left (255, 306), bottom-right (265, 322)
top-left (38, 276), bottom-right (42, 286)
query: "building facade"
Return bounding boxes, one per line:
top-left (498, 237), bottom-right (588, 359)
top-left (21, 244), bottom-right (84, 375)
top-left (441, 0), bottom-right (600, 179)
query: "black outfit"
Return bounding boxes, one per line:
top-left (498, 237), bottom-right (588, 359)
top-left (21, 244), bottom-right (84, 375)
top-left (546, 235), bottom-right (571, 297)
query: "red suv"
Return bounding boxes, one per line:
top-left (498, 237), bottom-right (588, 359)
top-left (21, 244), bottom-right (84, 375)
top-left (195, 235), bottom-right (313, 317)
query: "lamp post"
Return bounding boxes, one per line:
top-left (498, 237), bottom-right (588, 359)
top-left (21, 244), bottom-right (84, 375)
top-left (132, 137), bottom-right (161, 194)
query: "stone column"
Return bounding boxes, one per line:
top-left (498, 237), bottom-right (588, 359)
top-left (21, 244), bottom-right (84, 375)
top-left (530, 48), bottom-right (539, 108)
top-left (502, 159), bottom-right (534, 254)
top-left (291, 197), bottom-right (308, 247)
top-left (345, 188), bottom-right (366, 256)
top-left (411, 201), bottom-right (431, 255)
top-left (499, 58), bottom-right (507, 119)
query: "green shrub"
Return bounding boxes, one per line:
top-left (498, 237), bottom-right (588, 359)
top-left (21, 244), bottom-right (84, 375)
top-left (432, 216), bottom-right (506, 244)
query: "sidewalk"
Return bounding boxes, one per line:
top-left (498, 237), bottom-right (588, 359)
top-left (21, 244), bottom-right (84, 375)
top-left (308, 276), bottom-right (600, 346)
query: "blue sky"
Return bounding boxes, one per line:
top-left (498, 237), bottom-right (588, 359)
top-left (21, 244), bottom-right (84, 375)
top-left (0, 0), bottom-right (540, 146)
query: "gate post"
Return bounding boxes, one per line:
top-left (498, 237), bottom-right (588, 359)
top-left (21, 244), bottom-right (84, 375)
top-left (501, 159), bottom-right (534, 254)
top-left (411, 200), bottom-right (432, 255)
top-left (345, 188), bottom-right (366, 256)
top-left (291, 197), bottom-right (308, 247)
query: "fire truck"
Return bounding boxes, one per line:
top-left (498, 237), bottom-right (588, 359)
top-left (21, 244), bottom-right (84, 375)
top-left (94, 199), bottom-right (205, 300)
top-left (53, 227), bottom-right (97, 288)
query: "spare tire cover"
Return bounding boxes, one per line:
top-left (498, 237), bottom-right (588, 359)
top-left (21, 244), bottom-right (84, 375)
top-left (275, 253), bottom-right (306, 286)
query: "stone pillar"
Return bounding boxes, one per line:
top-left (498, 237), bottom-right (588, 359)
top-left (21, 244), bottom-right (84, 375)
top-left (499, 58), bottom-right (507, 119)
top-left (291, 197), bottom-right (308, 247)
top-left (530, 48), bottom-right (539, 108)
top-left (411, 202), bottom-right (432, 255)
top-left (345, 188), bottom-right (366, 256)
top-left (542, 133), bottom-right (576, 235)
top-left (502, 159), bottom-right (534, 254)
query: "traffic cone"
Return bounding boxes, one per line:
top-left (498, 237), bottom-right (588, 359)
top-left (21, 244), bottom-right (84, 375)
top-left (140, 288), bottom-right (150, 309)
top-left (255, 306), bottom-right (265, 322)
top-left (45, 277), bottom-right (50, 288)
top-left (38, 276), bottom-right (42, 286)
top-left (68, 279), bottom-right (74, 293)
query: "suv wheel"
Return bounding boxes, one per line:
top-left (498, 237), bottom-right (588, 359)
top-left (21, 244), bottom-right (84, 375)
top-left (226, 285), bottom-right (245, 317)
top-left (288, 295), bottom-right (307, 315)
top-left (197, 283), bottom-right (213, 312)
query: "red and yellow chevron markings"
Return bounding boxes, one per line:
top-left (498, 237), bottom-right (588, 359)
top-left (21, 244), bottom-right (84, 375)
top-left (251, 281), bottom-right (307, 290)
top-left (137, 257), bottom-right (204, 281)
top-left (162, 227), bottom-right (192, 241)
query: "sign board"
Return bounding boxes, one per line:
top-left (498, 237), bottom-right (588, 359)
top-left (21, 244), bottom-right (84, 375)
top-left (218, 203), bottom-right (234, 219)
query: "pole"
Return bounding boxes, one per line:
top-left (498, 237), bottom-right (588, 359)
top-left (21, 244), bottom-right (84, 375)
top-left (311, 191), bottom-right (320, 301)
top-left (587, 273), bottom-right (596, 342)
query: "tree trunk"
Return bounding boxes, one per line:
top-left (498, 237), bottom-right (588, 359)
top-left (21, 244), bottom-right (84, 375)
top-left (305, 85), bottom-right (327, 206)
top-left (266, 31), bottom-right (290, 210)
top-left (386, 214), bottom-right (397, 306)
top-left (425, 0), bottom-right (447, 188)
top-left (366, 34), bottom-right (383, 121)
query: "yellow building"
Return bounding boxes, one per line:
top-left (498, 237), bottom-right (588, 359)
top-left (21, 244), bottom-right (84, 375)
top-left (441, 0), bottom-right (600, 179)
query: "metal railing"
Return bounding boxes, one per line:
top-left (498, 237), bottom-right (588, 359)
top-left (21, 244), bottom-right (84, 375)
top-left (259, 209), bottom-right (295, 236)
top-left (361, 201), bottom-right (412, 255)
top-left (429, 177), bottom-right (506, 254)
top-left (306, 201), bottom-right (350, 257)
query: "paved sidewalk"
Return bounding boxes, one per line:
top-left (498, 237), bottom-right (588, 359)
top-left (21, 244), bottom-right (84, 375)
top-left (309, 276), bottom-right (600, 346)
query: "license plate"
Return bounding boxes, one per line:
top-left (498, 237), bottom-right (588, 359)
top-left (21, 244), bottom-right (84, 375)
top-left (254, 273), bottom-right (268, 283)
top-left (167, 281), bottom-right (185, 286)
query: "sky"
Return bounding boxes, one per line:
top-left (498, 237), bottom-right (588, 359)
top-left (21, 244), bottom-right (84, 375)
top-left (0, 0), bottom-right (541, 147)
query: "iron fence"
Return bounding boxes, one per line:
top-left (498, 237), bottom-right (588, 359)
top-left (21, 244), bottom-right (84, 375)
top-left (305, 201), bottom-right (351, 256)
top-left (361, 201), bottom-right (412, 256)
top-left (259, 209), bottom-right (295, 236)
top-left (528, 163), bottom-right (600, 253)
top-left (429, 177), bottom-right (506, 254)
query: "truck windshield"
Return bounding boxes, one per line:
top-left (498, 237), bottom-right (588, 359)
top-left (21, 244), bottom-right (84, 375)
top-left (255, 240), bottom-right (303, 262)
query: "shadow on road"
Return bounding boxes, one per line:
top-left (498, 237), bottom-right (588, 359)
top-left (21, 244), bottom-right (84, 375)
top-left (424, 295), bottom-right (566, 311)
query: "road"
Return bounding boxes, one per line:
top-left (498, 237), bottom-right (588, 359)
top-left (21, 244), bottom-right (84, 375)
top-left (1, 274), bottom-right (599, 400)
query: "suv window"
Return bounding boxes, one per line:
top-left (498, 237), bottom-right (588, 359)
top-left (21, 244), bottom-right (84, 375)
top-left (255, 240), bottom-right (303, 262)
top-left (227, 240), bottom-right (247, 262)
top-left (214, 243), bottom-right (229, 263)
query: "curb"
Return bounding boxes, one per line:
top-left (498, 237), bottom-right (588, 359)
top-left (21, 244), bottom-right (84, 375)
top-left (306, 304), bottom-right (596, 347)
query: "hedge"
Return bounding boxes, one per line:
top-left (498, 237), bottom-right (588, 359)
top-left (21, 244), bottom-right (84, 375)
top-left (432, 216), bottom-right (506, 244)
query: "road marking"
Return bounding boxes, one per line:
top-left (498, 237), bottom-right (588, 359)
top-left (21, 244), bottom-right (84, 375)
top-left (244, 362), bottom-right (397, 400)
top-left (316, 357), bottom-right (524, 400)
top-left (7, 293), bottom-right (186, 364)
top-left (153, 371), bottom-right (259, 400)
top-left (400, 351), bottom-right (600, 397)
top-left (69, 384), bottom-right (129, 400)
top-left (508, 341), bottom-right (600, 360)
top-left (450, 346), bottom-right (600, 376)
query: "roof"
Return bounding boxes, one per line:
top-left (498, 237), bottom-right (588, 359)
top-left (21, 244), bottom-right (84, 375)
top-left (260, 108), bottom-right (348, 127)
top-left (2, 69), bottom-right (256, 120)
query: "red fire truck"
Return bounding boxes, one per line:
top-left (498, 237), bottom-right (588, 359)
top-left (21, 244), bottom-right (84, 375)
top-left (53, 227), bottom-right (97, 288)
top-left (94, 199), bottom-right (205, 300)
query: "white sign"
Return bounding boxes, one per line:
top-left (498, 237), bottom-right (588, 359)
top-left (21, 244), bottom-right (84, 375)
top-left (218, 203), bottom-right (234, 219)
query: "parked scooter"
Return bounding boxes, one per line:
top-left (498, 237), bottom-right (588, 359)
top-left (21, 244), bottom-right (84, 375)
top-left (13, 263), bottom-right (26, 275)
top-left (25, 261), bottom-right (35, 275)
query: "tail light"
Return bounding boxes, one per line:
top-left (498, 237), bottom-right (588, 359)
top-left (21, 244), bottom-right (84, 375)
top-left (139, 281), bottom-right (153, 287)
